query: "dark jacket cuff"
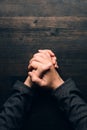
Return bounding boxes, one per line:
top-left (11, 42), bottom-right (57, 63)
top-left (13, 80), bottom-right (33, 96)
top-left (53, 78), bottom-right (78, 101)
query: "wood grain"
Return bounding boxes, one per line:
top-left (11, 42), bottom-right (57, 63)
top-left (0, 0), bottom-right (87, 16)
top-left (0, 1), bottom-right (87, 129)
top-left (0, 16), bottom-right (87, 91)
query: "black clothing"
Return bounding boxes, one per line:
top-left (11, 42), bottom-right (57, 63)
top-left (0, 79), bottom-right (87, 130)
top-left (53, 79), bottom-right (87, 130)
top-left (0, 81), bottom-right (33, 130)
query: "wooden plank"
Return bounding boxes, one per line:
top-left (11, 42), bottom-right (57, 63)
top-left (0, 16), bottom-right (87, 90)
top-left (0, 0), bottom-right (87, 16)
top-left (0, 17), bottom-right (87, 28)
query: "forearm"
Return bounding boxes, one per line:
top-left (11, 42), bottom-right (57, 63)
top-left (0, 81), bottom-right (33, 130)
top-left (53, 79), bottom-right (87, 130)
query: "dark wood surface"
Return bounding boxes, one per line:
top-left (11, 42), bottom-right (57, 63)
top-left (0, 1), bottom-right (87, 130)
top-left (0, 0), bottom-right (87, 16)
top-left (0, 17), bottom-right (87, 85)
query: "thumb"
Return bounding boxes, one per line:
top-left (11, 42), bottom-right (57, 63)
top-left (29, 71), bottom-right (44, 86)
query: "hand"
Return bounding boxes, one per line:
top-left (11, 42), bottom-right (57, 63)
top-left (38, 49), bottom-right (58, 68)
top-left (28, 52), bottom-right (53, 77)
top-left (28, 52), bottom-right (64, 89)
top-left (28, 49), bottom-right (58, 72)
top-left (25, 49), bottom-right (58, 88)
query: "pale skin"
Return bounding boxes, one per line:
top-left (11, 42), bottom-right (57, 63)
top-left (24, 49), bottom-right (58, 87)
top-left (24, 49), bottom-right (64, 89)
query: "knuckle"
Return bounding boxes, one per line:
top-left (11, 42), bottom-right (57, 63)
top-left (33, 53), bottom-right (39, 58)
top-left (49, 62), bottom-right (52, 66)
top-left (42, 65), bottom-right (46, 70)
top-left (32, 77), bottom-right (37, 82)
top-left (42, 64), bottom-right (50, 70)
top-left (33, 54), bottom-right (37, 58)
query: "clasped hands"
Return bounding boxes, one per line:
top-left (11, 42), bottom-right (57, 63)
top-left (24, 50), bottom-right (64, 90)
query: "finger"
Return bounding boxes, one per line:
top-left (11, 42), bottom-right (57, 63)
top-left (52, 57), bottom-right (57, 64)
top-left (38, 49), bottom-right (55, 57)
top-left (52, 57), bottom-right (59, 68)
top-left (38, 50), bottom-right (57, 67)
top-left (33, 52), bottom-right (51, 60)
top-left (29, 57), bottom-right (39, 64)
top-left (38, 50), bottom-right (54, 60)
top-left (53, 62), bottom-right (58, 68)
top-left (29, 56), bottom-right (58, 70)
top-left (28, 61), bottom-right (40, 71)
top-left (29, 71), bottom-right (47, 87)
top-left (28, 60), bottom-right (52, 74)
top-left (29, 71), bottom-right (44, 86)
top-left (30, 55), bottom-right (57, 67)
top-left (28, 60), bottom-right (50, 72)
top-left (30, 54), bottom-right (52, 65)
top-left (29, 56), bottom-right (47, 65)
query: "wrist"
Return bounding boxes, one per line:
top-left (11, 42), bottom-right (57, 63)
top-left (24, 76), bottom-right (32, 87)
top-left (52, 75), bottom-right (64, 90)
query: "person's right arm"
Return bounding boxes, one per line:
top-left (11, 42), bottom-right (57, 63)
top-left (0, 76), bottom-right (33, 130)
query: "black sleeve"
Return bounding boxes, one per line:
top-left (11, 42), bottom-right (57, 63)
top-left (0, 81), bottom-right (34, 130)
top-left (53, 79), bottom-right (87, 130)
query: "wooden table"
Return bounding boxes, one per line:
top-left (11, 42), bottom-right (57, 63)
top-left (0, 1), bottom-right (87, 130)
